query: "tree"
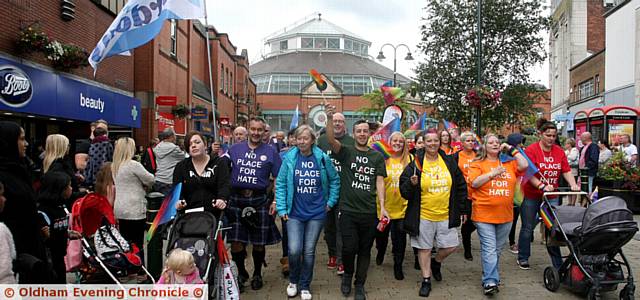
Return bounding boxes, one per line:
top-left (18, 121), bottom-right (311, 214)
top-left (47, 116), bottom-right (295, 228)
top-left (415, 0), bottom-right (548, 131)
top-left (358, 89), bottom-right (413, 125)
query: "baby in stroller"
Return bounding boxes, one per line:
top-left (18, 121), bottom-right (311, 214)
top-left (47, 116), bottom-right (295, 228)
top-left (158, 248), bottom-right (204, 284)
top-left (543, 193), bottom-right (638, 299)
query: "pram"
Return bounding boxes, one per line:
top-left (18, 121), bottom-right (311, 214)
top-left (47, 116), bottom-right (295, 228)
top-left (68, 194), bottom-right (154, 288)
top-left (166, 210), bottom-right (239, 300)
top-left (542, 192), bottom-right (638, 300)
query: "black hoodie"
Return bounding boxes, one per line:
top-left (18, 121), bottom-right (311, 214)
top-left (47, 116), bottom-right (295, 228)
top-left (0, 122), bottom-right (50, 282)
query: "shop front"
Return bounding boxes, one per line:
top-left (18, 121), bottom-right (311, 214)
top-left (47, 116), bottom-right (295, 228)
top-left (572, 106), bottom-right (637, 145)
top-left (0, 56), bottom-right (140, 155)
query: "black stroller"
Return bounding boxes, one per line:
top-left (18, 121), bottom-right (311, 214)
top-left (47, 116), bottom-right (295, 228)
top-left (542, 192), bottom-right (638, 299)
top-left (166, 210), bottom-right (238, 299)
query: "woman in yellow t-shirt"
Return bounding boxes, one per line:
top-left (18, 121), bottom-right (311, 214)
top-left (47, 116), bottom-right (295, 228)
top-left (468, 134), bottom-right (528, 295)
top-left (455, 131), bottom-right (478, 261)
top-left (375, 131), bottom-right (412, 281)
top-left (399, 129), bottom-right (469, 297)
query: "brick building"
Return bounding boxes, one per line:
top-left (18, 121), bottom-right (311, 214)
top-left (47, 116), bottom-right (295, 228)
top-left (0, 1), bottom-right (256, 150)
top-left (250, 15), bottom-right (425, 133)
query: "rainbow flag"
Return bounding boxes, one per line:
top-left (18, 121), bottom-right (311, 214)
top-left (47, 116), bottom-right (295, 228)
top-left (146, 182), bottom-right (182, 242)
top-left (371, 140), bottom-right (394, 159)
top-left (500, 148), bottom-right (539, 206)
top-left (414, 155), bottom-right (423, 173)
top-left (309, 69), bottom-right (327, 91)
top-left (443, 120), bottom-right (458, 130)
top-left (539, 201), bottom-right (555, 229)
top-left (380, 81), bottom-right (404, 105)
top-left (371, 118), bottom-right (401, 143)
top-left (404, 112), bottom-right (427, 138)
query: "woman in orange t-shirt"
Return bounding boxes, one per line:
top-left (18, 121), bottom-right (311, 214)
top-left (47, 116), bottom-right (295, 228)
top-left (468, 134), bottom-right (528, 295)
top-left (455, 131), bottom-right (478, 261)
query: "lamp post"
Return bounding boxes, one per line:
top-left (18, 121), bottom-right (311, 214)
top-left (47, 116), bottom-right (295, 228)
top-left (476, 0), bottom-right (483, 137)
top-left (376, 43), bottom-right (414, 87)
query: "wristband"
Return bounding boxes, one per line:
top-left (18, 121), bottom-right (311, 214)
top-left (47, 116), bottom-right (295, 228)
top-left (538, 183), bottom-right (546, 191)
top-left (509, 146), bottom-right (519, 157)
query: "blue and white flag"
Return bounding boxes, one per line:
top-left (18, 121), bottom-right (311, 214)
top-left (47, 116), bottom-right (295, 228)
top-left (290, 104), bottom-right (299, 130)
top-left (89, 0), bottom-right (205, 72)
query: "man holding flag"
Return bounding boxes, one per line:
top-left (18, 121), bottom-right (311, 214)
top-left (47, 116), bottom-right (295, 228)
top-left (325, 105), bottom-right (387, 300)
top-left (317, 112), bottom-right (355, 275)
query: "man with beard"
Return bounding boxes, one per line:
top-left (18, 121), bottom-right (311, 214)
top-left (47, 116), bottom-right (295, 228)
top-left (325, 107), bottom-right (387, 300)
top-left (227, 118), bottom-right (282, 291)
top-left (317, 112), bottom-right (354, 275)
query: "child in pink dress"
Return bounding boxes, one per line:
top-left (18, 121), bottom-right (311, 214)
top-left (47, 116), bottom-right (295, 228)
top-left (157, 249), bottom-right (204, 284)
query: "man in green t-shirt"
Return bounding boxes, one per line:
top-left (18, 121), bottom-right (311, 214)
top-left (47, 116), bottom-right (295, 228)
top-left (316, 113), bottom-right (354, 275)
top-left (325, 106), bottom-right (387, 300)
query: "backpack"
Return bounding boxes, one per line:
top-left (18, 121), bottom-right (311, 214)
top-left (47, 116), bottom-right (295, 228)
top-left (141, 147), bottom-right (157, 174)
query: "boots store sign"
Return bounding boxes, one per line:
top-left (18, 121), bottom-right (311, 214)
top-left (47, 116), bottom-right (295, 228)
top-left (0, 57), bottom-right (141, 128)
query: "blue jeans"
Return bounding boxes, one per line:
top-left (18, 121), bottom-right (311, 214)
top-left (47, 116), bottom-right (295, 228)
top-left (517, 197), bottom-right (563, 269)
top-left (475, 222), bottom-right (512, 286)
top-left (287, 218), bottom-right (325, 290)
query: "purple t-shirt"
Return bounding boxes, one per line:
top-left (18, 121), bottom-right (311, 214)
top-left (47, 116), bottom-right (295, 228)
top-left (229, 142), bottom-right (282, 190)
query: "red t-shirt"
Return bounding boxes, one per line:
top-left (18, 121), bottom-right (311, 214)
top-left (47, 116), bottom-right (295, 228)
top-left (522, 142), bottom-right (571, 199)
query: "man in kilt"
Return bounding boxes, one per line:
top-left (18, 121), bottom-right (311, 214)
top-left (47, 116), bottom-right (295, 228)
top-left (227, 117), bottom-right (282, 291)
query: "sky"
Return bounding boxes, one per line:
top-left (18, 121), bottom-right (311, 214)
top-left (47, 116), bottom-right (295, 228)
top-left (206, 0), bottom-right (549, 87)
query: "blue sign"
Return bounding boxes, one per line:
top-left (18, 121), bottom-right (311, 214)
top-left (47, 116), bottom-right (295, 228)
top-left (0, 57), bottom-right (141, 128)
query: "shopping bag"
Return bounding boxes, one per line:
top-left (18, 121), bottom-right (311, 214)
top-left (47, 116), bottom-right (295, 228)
top-left (217, 233), bottom-right (239, 300)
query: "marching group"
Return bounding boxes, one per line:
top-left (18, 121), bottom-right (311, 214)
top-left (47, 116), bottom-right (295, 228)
top-left (0, 106), bottom-right (636, 299)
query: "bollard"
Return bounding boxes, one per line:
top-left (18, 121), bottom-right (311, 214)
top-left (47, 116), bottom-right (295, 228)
top-left (146, 192), bottom-right (165, 279)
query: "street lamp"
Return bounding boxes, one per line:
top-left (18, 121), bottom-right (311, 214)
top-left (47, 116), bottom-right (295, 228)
top-left (377, 43), bottom-right (414, 86)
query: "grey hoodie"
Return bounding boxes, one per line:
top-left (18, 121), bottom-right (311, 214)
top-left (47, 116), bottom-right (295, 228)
top-left (153, 141), bottom-right (186, 184)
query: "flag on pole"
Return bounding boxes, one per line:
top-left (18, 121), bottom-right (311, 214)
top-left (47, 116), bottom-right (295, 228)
top-left (371, 140), bottom-right (395, 159)
top-left (370, 117), bottom-right (401, 143)
top-left (443, 120), bottom-right (458, 130)
top-left (380, 81), bottom-right (404, 105)
top-left (404, 112), bottom-right (427, 138)
top-left (309, 69), bottom-right (327, 91)
top-left (89, 0), bottom-right (206, 73)
top-left (540, 201), bottom-right (555, 229)
top-left (290, 105), bottom-right (300, 130)
top-left (146, 182), bottom-right (182, 242)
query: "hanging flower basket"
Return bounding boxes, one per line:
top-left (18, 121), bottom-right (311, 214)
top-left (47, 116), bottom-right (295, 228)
top-left (463, 85), bottom-right (502, 109)
top-left (16, 27), bottom-right (49, 53)
top-left (172, 104), bottom-right (190, 119)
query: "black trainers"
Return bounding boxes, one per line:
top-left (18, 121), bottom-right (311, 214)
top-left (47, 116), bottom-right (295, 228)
top-left (354, 285), bottom-right (366, 300)
top-left (517, 259), bottom-right (530, 270)
top-left (430, 258), bottom-right (442, 281)
top-left (251, 275), bottom-right (263, 290)
top-left (419, 279), bottom-right (432, 297)
top-left (464, 249), bottom-right (473, 261)
top-left (340, 274), bottom-right (352, 296)
top-left (483, 284), bottom-right (499, 295)
top-left (393, 262), bottom-right (404, 280)
top-left (376, 251), bottom-right (385, 265)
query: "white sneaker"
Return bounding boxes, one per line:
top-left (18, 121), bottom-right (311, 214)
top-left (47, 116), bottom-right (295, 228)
top-left (287, 283), bottom-right (298, 297)
top-left (300, 290), bottom-right (312, 300)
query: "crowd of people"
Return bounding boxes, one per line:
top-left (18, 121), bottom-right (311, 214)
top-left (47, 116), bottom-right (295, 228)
top-left (0, 108), bottom-right (636, 299)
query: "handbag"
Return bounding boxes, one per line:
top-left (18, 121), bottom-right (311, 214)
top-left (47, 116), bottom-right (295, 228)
top-left (94, 224), bottom-right (130, 260)
top-left (216, 234), bottom-right (239, 300)
top-left (64, 204), bottom-right (82, 272)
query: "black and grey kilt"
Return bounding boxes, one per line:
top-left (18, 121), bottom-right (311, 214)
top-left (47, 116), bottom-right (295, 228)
top-left (226, 194), bottom-right (281, 245)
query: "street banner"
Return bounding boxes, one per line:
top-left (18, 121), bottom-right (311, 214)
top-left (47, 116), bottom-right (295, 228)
top-left (89, 0), bottom-right (205, 72)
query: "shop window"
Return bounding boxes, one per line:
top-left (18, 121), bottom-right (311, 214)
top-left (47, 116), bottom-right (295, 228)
top-left (301, 38), bottom-right (313, 49)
